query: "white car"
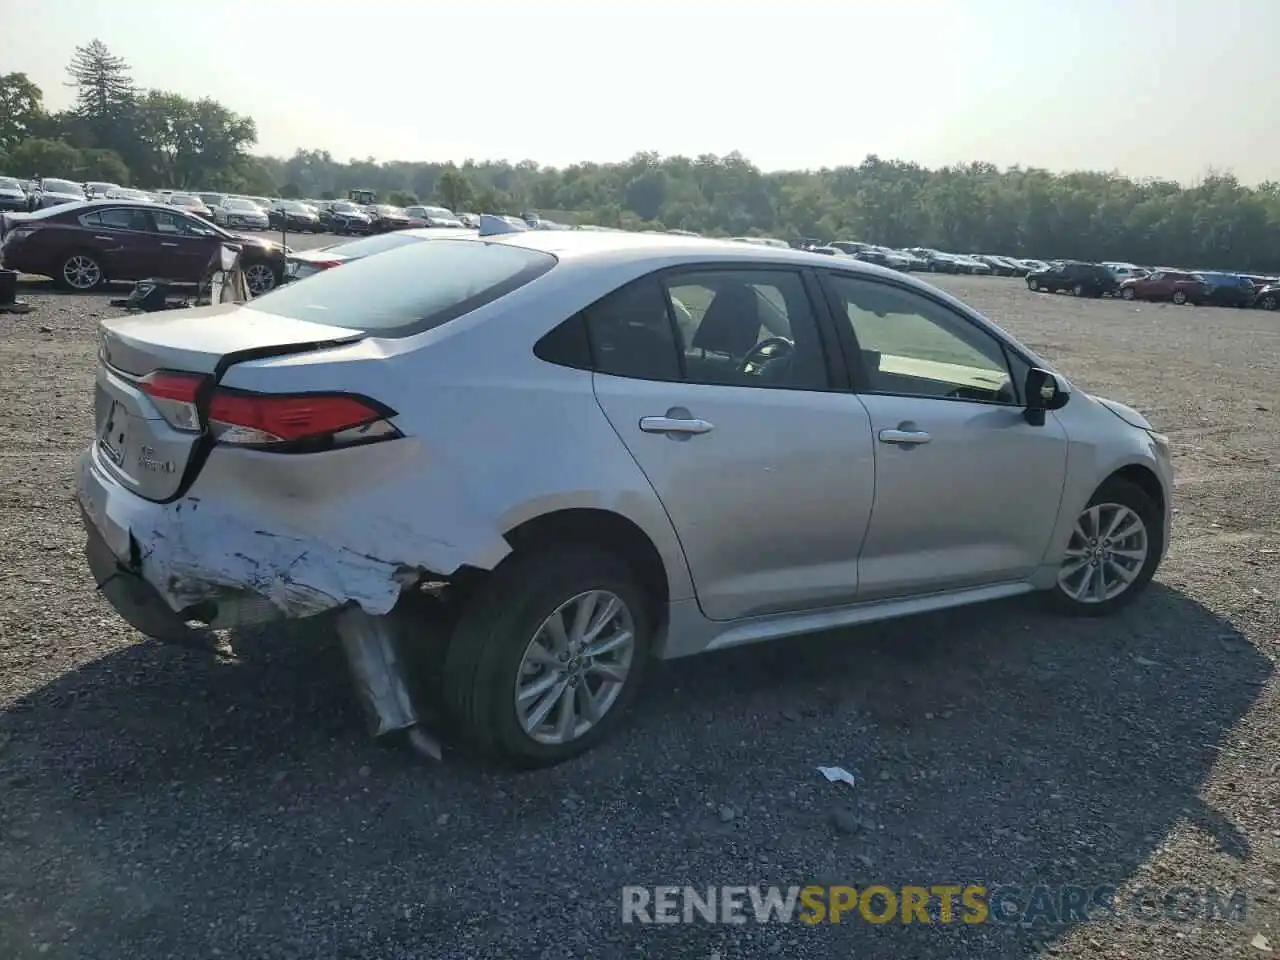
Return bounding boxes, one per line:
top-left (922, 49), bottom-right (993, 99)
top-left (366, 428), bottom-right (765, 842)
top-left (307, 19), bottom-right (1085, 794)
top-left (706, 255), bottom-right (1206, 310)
top-left (404, 205), bottom-right (466, 228)
top-left (78, 224), bottom-right (1173, 767)
top-left (35, 178), bottom-right (85, 208)
top-left (1104, 262), bottom-right (1149, 282)
top-left (214, 197), bottom-right (270, 230)
top-left (105, 188), bottom-right (156, 202)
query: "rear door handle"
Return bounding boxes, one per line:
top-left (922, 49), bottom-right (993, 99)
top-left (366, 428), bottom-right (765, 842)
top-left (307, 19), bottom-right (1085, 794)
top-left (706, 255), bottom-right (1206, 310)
top-left (640, 416), bottom-right (714, 435)
top-left (878, 428), bottom-right (932, 445)
top-left (94, 235), bottom-right (115, 241)
top-left (159, 241), bottom-right (179, 247)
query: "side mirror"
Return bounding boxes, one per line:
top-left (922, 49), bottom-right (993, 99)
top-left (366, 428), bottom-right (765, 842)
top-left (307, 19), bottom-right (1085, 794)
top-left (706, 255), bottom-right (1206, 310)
top-left (1024, 367), bottom-right (1069, 426)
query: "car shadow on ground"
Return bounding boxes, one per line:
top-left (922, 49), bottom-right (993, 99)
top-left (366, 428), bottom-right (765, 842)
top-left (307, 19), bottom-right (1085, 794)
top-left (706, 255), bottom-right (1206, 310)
top-left (0, 583), bottom-right (1269, 958)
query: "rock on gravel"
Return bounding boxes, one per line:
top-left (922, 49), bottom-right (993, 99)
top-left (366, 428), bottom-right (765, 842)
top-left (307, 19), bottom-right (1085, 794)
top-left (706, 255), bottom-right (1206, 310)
top-left (0, 279), bottom-right (1276, 959)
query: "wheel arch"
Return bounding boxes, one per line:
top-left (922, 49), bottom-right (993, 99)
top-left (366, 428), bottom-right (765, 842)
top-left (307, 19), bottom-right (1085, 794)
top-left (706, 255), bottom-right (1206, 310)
top-left (1103, 463), bottom-right (1166, 518)
top-left (501, 507), bottom-right (673, 628)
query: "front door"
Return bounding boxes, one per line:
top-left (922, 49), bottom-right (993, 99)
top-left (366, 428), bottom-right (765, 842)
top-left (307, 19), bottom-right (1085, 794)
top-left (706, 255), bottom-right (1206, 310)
top-left (146, 209), bottom-right (217, 282)
top-left (820, 270), bottom-right (1069, 600)
top-left (588, 267), bottom-right (877, 622)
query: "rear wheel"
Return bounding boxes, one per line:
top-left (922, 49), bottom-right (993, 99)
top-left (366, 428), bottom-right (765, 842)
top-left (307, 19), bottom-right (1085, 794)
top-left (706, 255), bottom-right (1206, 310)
top-left (441, 546), bottom-right (653, 768)
top-left (1172, 290), bottom-right (1187, 305)
top-left (1027, 278), bottom-right (1039, 291)
top-left (1260, 294), bottom-right (1278, 310)
top-left (1048, 478), bottom-right (1162, 617)
top-left (57, 251), bottom-right (105, 291)
top-left (1071, 282), bottom-right (1085, 297)
top-left (1122, 286), bottom-right (1136, 300)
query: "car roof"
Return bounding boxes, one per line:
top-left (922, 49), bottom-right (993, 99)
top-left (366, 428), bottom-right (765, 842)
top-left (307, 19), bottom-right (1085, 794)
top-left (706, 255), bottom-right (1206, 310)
top-left (468, 228), bottom-right (954, 294)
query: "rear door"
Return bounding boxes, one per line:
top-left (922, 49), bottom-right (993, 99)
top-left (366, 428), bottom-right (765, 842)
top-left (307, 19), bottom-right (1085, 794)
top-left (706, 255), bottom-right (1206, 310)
top-left (819, 270), bottom-right (1068, 601)
top-left (589, 266), bottom-right (877, 622)
top-left (77, 207), bottom-right (156, 279)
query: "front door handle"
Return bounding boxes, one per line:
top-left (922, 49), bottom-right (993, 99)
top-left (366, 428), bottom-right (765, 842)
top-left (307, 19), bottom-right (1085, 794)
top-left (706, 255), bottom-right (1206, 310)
top-left (640, 416), bottom-right (714, 436)
top-left (159, 241), bottom-right (179, 247)
top-left (878, 428), bottom-right (932, 445)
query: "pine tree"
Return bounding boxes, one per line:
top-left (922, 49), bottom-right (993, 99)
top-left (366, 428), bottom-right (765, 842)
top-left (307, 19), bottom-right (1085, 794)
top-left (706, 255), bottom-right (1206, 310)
top-left (65, 39), bottom-right (135, 122)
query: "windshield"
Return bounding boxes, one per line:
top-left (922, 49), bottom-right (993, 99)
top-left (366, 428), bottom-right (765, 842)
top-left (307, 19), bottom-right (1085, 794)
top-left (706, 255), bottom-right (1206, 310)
top-left (331, 202), bottom-right (359, 213)
top-left (250, 239), bottom-right (557, 335)
top-left (170, 194), bottom-right (199, 204)
top-left (0, 177), bottom-right (21, 190)
top-left (43, 179), bottom-right (83, 195)
top-left (283, 202), bottom-right (312, 212)
top-left (373, 205), bottom-right (405, 216)
top-left (224, 199), bottom-right (258, 210)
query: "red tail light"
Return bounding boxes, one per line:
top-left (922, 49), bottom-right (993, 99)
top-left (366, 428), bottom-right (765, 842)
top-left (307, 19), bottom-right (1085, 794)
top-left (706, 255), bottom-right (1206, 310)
top-left (310, 260), bottom-right (345, 270)
top-left (139, 370), bottom-right (399, 450)
top-left (139, 370), bottom-right (206, 431)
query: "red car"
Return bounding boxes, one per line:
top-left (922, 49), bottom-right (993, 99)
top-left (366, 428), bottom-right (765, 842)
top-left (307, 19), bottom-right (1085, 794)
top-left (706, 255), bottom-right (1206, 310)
top-left (1118, 270), bottom-right (1207, 304)
top-left (0, 200), bottom-right (287, 295)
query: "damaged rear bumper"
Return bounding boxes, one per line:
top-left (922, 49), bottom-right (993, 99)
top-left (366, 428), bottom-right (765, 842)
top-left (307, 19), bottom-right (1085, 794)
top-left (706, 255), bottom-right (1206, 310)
top-left (76, 447), bottom-right (429, 632)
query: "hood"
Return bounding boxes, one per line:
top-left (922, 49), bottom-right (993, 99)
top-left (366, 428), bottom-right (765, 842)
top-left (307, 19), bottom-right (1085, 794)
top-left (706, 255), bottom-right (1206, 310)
top-left (227, 233), bottom-right (283, 253)
top-left (1091, 396), bottom-right (1154, 432)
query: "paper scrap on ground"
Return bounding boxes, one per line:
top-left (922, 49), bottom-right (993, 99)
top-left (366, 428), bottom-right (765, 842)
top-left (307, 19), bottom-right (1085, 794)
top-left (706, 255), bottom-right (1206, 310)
top-left (817, 766), bottom-right (857, 788)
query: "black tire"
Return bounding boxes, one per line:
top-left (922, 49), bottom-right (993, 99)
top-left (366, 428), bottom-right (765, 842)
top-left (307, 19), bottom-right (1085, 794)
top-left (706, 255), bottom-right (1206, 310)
top-left (1122, 286), bottom-right (1136, 300)
top-left (1047, 477), bottom-right (1163, 618)
top-left (927, 262), bottom-right (938, 272)
top-left (56, 250), bottom-right (106, 291)
top-left (1071, 282), bottom-right (1085, 297)
top-left (441, 546), bottom-right (653, 768)
top-left (1027, 278), bottom-right (1039, 292)
top-left (1260, 295), bottom-right (1277, 311)
top-left (1172, 290), bottom-right (1187, 305)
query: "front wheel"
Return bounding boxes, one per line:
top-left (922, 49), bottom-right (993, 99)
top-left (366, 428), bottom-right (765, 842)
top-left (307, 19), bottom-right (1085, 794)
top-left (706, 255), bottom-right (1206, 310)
top-left (1172, 290), bottom-right (1187, 305)
top-left (1071, 282), bottom-right (1085, 297)
top-left (1048, 478), bottom-right (1162, 617)
top-left (243, 262), bottom-right (280, 296)
top-left (441, 546), bottom-right (652, 768)
top-left (1122, 286), bottom-right (1136, 300)
top-left (1027, 278), bottom-right (1040, 291)
top-left (1259, 294), bottom-right (1278, 311)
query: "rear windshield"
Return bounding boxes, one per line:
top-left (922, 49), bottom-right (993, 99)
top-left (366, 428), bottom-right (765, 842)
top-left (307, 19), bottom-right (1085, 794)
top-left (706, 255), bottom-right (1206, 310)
top-left (325, 231), bottom-right (427, 258)
top-left (249, 239), bottom-right (557, 336)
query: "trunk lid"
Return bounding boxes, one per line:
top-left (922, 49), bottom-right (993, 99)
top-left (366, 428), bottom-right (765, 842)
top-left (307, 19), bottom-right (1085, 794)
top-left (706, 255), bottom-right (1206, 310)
top-left (96, 303), bottom-right (367, 501)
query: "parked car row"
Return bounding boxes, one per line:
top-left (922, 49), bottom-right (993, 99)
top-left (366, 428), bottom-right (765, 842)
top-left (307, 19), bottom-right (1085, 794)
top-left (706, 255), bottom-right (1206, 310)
top-left (792, 239), bottom-right (1051, 278)
top-left (1026, 259), bottom-right (1280, 308)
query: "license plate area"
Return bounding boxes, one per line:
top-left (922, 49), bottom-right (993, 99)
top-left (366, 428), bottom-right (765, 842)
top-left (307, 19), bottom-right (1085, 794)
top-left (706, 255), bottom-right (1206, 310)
top-left (99, 400), bottom-right (127, 466)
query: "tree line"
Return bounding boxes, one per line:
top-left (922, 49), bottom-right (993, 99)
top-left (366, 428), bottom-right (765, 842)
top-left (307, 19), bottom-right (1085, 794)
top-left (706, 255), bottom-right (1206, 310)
top-left (4, 40), bottom-right (1280, 271)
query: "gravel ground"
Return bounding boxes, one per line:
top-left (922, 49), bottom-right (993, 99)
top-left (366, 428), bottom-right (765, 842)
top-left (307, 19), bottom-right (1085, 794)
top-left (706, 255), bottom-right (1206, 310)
top-left (0, 276), bottom-right (1276, 960)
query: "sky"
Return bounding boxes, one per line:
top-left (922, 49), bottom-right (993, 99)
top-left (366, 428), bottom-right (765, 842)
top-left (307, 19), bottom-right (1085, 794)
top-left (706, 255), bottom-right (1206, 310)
top-left (2, 0), bottom-right (1278, 184)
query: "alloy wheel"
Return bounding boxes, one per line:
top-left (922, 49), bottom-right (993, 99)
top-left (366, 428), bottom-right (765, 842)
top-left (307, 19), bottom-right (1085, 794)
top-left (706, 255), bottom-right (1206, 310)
top-left (244, 263), bottom-right (276, 296)
top-left (1122, 287), bottom-right (1136, 300)
top-left (1262, 295), bottom-right (1277, 311)
top-left (1056, 502), bottom-right (1149, 604)
top-left (514, 589), bottom-right (636, 745)
top-left (63, 255), bottom-right (101, 290)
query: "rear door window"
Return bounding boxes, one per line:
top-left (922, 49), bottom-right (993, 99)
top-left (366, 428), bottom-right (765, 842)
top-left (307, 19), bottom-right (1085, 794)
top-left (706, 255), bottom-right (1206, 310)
top-left (247, 238), bottom-right (557, 335)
